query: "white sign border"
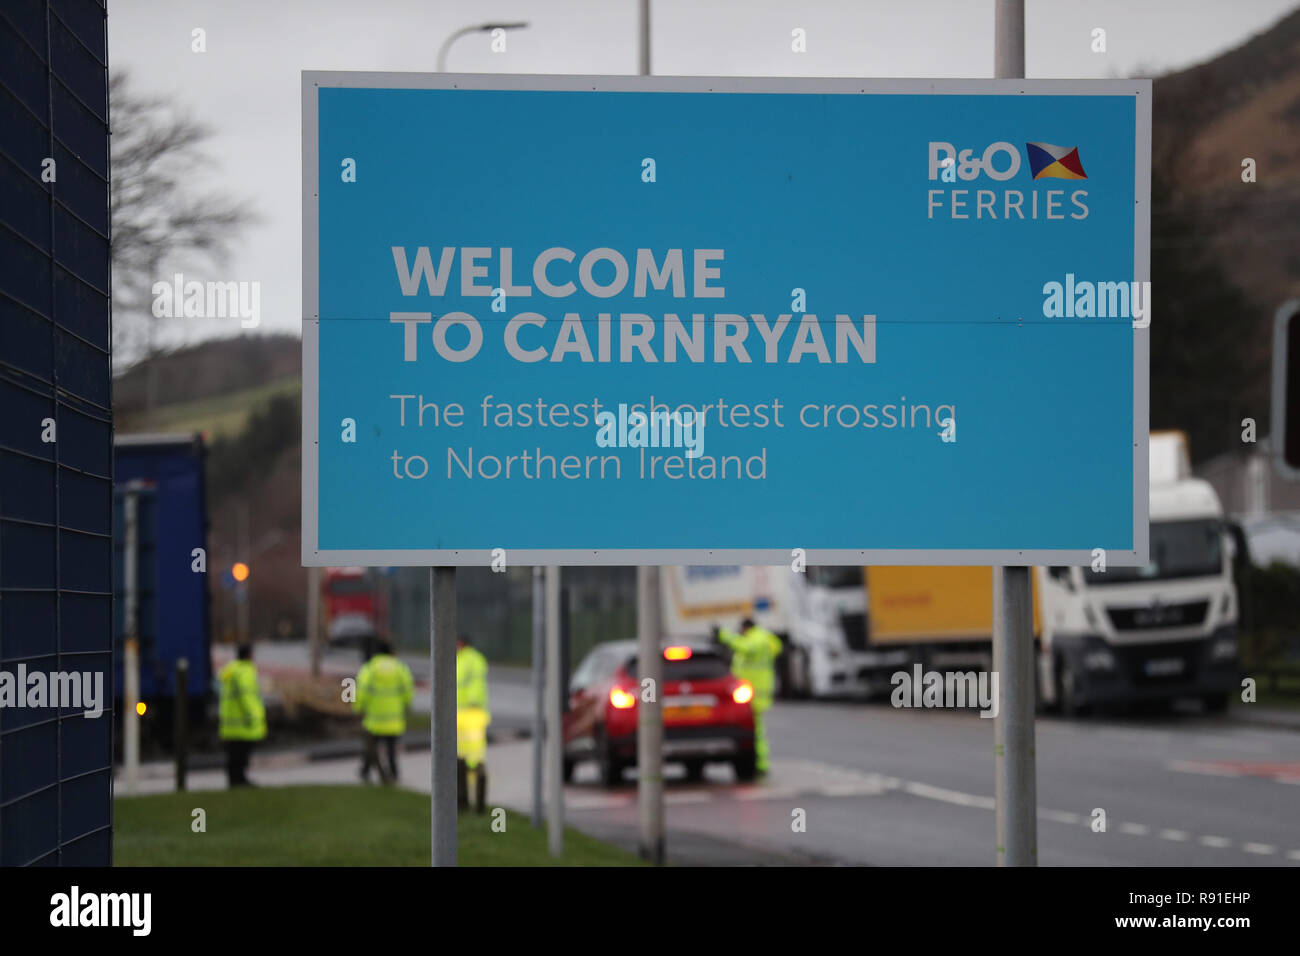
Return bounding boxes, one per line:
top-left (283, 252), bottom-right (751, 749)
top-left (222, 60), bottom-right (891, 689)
top-left (302, 71), bottom-right (1150, 567)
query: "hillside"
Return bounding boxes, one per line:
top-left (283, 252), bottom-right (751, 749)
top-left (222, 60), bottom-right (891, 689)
top-left (117, 374), bottom-right (300, 438)
top-left (115, 333), bottom-right (301, 419)
top-left (1153, 6), bottom-right (1300, 310)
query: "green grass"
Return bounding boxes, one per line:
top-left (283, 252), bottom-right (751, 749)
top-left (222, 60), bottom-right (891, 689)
top-left (1238, 660), bottom-right (1300, 712)
top-left (118, 376), bottom-right (300, 439)
top-left (114, 785), bottom-right (642, 867)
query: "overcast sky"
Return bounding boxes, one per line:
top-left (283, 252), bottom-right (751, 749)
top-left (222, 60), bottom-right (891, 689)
top-left (108, 0), bottom-right (1300, 353)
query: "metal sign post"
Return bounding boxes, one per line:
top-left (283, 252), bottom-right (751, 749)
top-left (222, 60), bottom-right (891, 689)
top-left (545, 566), bottom-right (564, 856)
top-left (636, 565), bottom-right (665, 864)
top-left (634, 0), bottom-right (666, 868)
top-left (992, 0), bottom-right (1037, 867)
top-left (429, 567), bottom-right (457, 866)
top-left (531, 566), bottom-right (545, 828)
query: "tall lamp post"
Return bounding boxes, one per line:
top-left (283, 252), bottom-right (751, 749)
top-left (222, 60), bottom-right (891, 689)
top-left (437, 21), bottom-right (530, 73)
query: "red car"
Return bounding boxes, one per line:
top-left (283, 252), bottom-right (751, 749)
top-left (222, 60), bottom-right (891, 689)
top-left (563, 640), bottom-right (757, 785)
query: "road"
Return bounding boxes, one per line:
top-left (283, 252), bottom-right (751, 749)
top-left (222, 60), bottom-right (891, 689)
top-left (543, 699), bottom-right (1300, 866)
top-left (145, 645), bottom-right (1300, 865)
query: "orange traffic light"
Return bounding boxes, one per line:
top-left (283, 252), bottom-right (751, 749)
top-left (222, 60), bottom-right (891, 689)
top-left (232, 562), bottom-right (250, 582)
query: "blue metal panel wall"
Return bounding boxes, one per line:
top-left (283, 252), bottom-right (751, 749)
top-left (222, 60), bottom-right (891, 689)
top-left (0, 0), bottom-right (112, 866)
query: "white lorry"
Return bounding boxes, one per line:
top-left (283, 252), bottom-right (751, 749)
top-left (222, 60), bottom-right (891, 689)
top-left (659, 564), bottom-right (907, 699)
top-left (663, 432), bottom-right (1241, 711)
top-left (1033, 431), bottom-right (1240, 713)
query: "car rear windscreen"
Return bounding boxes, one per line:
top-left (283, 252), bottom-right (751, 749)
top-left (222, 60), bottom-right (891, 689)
top-left (627, 653), bottom-right (731, 681)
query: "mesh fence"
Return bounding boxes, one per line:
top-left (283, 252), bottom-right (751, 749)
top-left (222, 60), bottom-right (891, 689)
top-left (0, 0), bottom-right (113, 866)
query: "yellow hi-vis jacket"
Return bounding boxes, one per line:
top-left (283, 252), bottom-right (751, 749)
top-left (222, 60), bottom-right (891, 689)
top-left (218, 659), bottom-right (267, 741)
top-left (456, 645), bottom-right (490, 718)
top-left (718, 625), bottom-right (783, 709)
top-left (354, 653), bottom-right (414, 736)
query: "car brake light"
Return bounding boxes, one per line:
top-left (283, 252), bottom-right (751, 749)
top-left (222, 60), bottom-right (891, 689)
top-left (609, 686), bottom-right (637, 709)
top-left (733, 681), bottom-right (754, 705)
top-left (664, 645), bottom-right (692, 660)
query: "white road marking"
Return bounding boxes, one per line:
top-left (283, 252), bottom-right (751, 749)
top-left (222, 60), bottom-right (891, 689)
top-left (732, 787), bottom-right (803, 801)
top-left (1039, 809), bottom-right (1081, 825)
top-left (1120, 822), bottom-right (1151, 836)
top-left (902, 781), bottom-right (995, 810)
top-left (566, 794), bottom-right (632, 810)
top-left (664, 791), bottom-right (713, 806)
top-left (1159, 829), bottom-right (1189, 842)
top-left (1097, 728), bottom-right (1173, 745)
top-left (1242, 842), bottom-right (1276, 855)
top-left (1199, 835), bottom-right (1231, 848)
top-left (1194, 736), bottom-right (1275, 754)
top-left (1167, 760), bottom-right (1242, 778)
top-left (820, 783), bottom-right (891, 798)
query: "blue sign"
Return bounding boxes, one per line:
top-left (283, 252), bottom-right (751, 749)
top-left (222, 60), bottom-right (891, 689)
top-left (303, 74), bottom-right (1150, 566)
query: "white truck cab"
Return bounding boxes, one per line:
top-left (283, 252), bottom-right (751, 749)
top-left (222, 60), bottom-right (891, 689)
top-left (660, 565), bottom-right (882, 699)
top-left (1037, 433), bottom-right (1239, 713)
top-left (783, 566), bottom-right (902, 698)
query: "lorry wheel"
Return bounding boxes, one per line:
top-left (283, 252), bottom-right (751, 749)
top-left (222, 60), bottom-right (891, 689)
top-left (1202, 693), bottom-right (1230, 714)
top-left (787, 648), bottom-right (811, 700)
top-left (1056, 657), bottom-right (1088, 717)
top-left (599, 752), bottom-right (623, 787)
top-left (683, 759), bottom-right (706, 782)
top-left (597, 731), bottom-right (624, 787)
top-left (1034, 660), bottom-right (1053, 715)
top-left (562, 756), bottom-right (575, 783)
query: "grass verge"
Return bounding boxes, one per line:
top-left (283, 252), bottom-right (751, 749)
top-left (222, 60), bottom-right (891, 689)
top-left (114, 784), bottom-right (642, 866)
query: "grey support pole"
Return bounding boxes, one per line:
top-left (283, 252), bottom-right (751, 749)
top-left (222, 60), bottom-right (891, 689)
top-left (638, 0), bottom-right (650, 76)
top-left (307, 565), bottom-right (321, 677)
top-left (531, 566), bottom-right (545, 828)
top-left (992, 1), bottom-right (1036, 868)
top-left (636, 566), bottom-right (665, 864)
top-left (430, 567), bottom-right (458, 866)
top-left (994, 0), bottom-right (1024, 78)
top-left (633, 0), bottom-right (666, 869)
top-left (993, 567), bottom-right (1037, 865)
top-left (545, 566), bottom-right (564, 856)
top-left (175, 658), bottom-right (189, 792)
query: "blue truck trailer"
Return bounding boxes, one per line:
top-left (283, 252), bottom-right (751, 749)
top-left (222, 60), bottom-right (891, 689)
top-left (113, 433), bottom-right (212, 743)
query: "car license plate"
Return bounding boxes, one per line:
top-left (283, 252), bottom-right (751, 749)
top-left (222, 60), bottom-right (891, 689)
top-left (1144, 658), bottom-right (1184, 677)
top-left (664, 705), bottom-right (712, 720)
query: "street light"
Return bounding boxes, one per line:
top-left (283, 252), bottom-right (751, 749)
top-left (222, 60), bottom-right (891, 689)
top-left (437, 21), bottom-right (530, 73)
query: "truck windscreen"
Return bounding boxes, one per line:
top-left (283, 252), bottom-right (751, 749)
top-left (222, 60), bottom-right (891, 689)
top-left (807, 567), bottom-right (864, 588)
top-left (1084, 518), bottom-right (1223, 585)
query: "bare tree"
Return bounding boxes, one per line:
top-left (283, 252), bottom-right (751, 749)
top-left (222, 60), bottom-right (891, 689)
top-left (110, 71), bottom-right (253, 403)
